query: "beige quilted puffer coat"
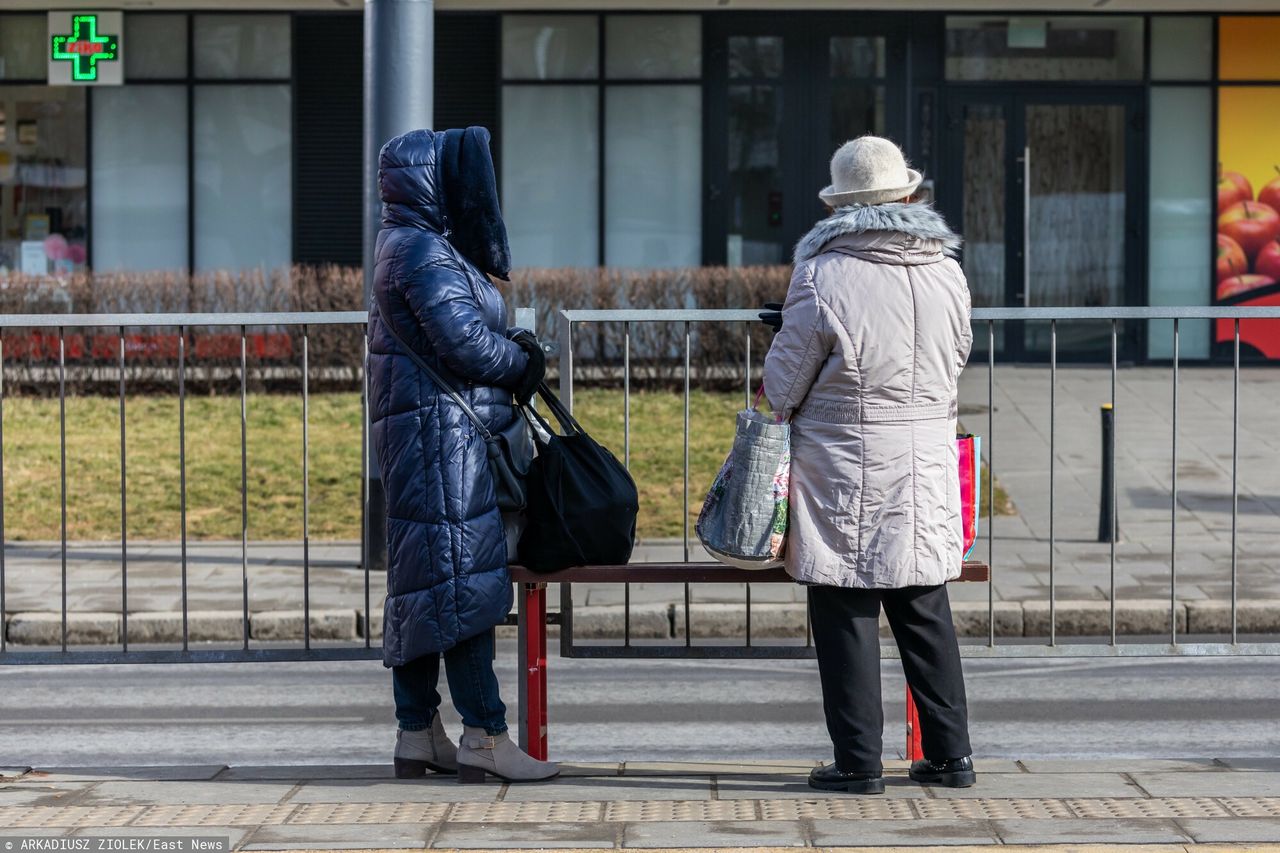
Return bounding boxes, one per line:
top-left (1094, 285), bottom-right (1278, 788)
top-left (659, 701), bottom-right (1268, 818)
top-left (763, 203), bottom-right (973, 589)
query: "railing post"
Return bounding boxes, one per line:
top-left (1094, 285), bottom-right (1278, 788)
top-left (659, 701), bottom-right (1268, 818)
top-left (1098, 403), bottom-right (1117, 543)
top-left (514, 306), bottom-right (549, 760)
top-left (557, 311), bottom-right (575, 661)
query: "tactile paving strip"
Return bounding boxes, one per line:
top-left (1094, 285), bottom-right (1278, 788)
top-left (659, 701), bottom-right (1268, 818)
top-left (603, 800), bottom-right (756, 822)
top-left (4, 796), bottom-right (1280, 827)
top-left (0, 806), bottom-right (146, 828)
top-left (1219, 797), bottom-right (1280, 817)
top-left (288, 803), bottom-right (449, 824)
top-left (1067, 797), bottom-right (1233, 820)
top-left (449, 801), bottom-right (603, 823)
top-left (130, 804), bottom-right (298, 827)
top-left (914, 798), bottom-right (1075, 820)
top-left (759, 799), bottom-right (916, 821)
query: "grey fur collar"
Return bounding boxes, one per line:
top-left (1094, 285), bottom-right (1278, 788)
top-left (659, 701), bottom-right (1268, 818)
top-left (793, 203), bottom-right (962, 263)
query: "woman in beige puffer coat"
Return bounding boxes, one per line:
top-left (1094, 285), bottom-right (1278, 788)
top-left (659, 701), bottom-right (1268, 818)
top-left (763, 136), bottom-right (975, 795)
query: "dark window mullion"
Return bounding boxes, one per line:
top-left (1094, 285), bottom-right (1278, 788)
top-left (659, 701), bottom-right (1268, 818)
top-left (86, 88), bottom-right (94, 270)
top-left (597, 11), bottom-right (606, 267)
top-left (187, 11), bottom-right (195, 273)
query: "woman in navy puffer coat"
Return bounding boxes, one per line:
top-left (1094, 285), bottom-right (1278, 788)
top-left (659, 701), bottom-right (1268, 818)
top-left (369, 127), bottom-right (557, 784)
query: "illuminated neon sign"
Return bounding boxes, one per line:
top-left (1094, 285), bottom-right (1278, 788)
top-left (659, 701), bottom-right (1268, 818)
top-left (48, 12), bottom-right (123, 86)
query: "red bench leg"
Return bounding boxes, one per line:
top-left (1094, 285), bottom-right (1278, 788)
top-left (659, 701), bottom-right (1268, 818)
top-left (521, 582), bottom-right (549, 761)
top-left (905, 686), bottom-right (923, 762)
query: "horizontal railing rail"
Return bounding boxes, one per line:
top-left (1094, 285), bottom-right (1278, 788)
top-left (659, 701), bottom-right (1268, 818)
top-left (562, 306), bottom-right (1280, 321)
top-left (0, 312), bottom-right (368, 328)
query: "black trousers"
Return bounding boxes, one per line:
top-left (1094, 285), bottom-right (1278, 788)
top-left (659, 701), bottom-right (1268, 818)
top-left (809, 583), bottom-right (972, 774)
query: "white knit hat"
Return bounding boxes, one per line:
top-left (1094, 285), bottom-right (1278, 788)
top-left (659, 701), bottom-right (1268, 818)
top-left (819, 136), bottom-right (923, 208)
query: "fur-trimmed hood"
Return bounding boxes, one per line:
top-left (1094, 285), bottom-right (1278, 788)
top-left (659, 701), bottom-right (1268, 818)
top-left (794, 202), bottom-right (961, 264)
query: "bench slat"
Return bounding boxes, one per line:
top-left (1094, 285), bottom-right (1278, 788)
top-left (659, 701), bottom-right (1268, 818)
top-left (511, 561), bottom-right (989, 585)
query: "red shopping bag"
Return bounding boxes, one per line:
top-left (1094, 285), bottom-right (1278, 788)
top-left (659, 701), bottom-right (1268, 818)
top-left (957, 434), bottom-right (981, 559)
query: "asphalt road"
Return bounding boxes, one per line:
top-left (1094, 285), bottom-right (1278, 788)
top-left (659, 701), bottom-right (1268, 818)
top-left (2, 648), bottom-right (1278, 767)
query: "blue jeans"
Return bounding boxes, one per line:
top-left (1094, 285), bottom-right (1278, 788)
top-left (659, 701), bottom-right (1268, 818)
top-left (392, 628), bottom-right (507, 736)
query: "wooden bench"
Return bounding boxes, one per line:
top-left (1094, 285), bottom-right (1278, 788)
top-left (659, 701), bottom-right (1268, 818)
top-left (509, 560), bottom-right (990, 763)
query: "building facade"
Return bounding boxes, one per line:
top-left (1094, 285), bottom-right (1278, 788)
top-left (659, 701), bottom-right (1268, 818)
top-left (3, 4), bottom-right (1280, 361)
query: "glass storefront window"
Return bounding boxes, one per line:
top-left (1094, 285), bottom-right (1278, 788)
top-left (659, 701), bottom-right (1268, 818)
top-left (959, 102), bottom-right (1008, 356)
top-left (1150, 17), bottom-right (1211, 81)
top-left (727, 84), bottom-right (783, 265)
top-left (831, 86), bottom-right (885, 153)
top-left (1220, 16), bottom-right (1280, 81)
top-left (502, 15), bottom-right (704, 267)
top-left (830, 36), bottom-right (884, 79)
top-left (502, 16), bottom-right (598, 80)
top-left (729, 37), bottom-right (782, 79)
top-left (605, 86), bottom-right (700, 267)
top-left (92, 86), bottom-right (188, 273)
top-left (502, 85), bottom-right (599, 267)
top-left (945, 16), bottom-right (1143, 81)
top-left (1026, 103), bottom-right (1127, 308)
top-left (605, 15), bottom-right (700, 80)
top-left (830, 37), bottom-right (886, 151)
top-left (0, 15), bottom-right (45, 81)
top-left (194, 14), bottom-right (290, 80)
top-left (125, 15), bottom-right (189, 80)
top-left (194, 85), bottom-right (291, 272)
top-left (1148, 87), bottom-right (1211, 360)
top-left (0, 86), bottom-right (88, 275)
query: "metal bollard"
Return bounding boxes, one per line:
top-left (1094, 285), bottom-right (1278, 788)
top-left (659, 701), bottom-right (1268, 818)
top-left (1098, 403), bottom-right (1118, 543)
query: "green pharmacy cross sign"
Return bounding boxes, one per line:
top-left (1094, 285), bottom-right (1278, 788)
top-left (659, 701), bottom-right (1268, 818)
top-left (51, 14), bottom-right (119, 82)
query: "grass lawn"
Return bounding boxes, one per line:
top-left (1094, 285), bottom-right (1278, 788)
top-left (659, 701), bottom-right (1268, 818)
top-left (0, 390), bottom-right (1010, 542)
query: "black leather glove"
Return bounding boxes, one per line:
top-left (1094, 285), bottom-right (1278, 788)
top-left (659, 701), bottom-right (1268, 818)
top-left (509, 328), bottom-right (546, 407)
top-left (759, 302), bottom-right (784, 333)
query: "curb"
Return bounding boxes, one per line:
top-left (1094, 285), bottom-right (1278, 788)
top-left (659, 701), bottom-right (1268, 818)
top-left (5, 599), bottom-right (1280, 646)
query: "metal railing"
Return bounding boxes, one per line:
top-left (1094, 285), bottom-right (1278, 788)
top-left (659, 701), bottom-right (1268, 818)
top-left (1, 306), bottom-right (1279, 664)
top-left (555, 306), bottom-right (1280, 659)
top-left (0, 312), bottom-right (375, 664)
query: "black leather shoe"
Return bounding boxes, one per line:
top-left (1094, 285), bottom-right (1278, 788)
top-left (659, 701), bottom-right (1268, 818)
top-left (808, 763), bottom-right (885, 795)
top-left (909, 755), bottom-right (976, 788)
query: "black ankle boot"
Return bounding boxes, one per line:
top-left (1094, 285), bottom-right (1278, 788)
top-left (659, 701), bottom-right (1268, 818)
top-left (808, 763), bottom-right (885, 795)
top-left (908, 755), bottom-right (976, 788)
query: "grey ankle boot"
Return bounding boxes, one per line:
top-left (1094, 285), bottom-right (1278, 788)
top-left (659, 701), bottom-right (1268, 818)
top-left (394, 715), bottom-right (458, 777)
top-left (456, 726), bottom-right (559, 784)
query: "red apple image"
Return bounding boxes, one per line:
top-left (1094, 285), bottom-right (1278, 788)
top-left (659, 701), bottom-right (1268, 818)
top-left (1256, 240), bottom-right (1280, 281)
top-left (1218, 234), bottom-right (1248, 281)
top-left (1218, 274), bottom-right (1276, 301)
top-left (1258, 167), bottom-right (1280, 215)
top-left (1219, 201), bottom-right (1280, 261)
top-left (1219, 166), bottom-right (1253, 213)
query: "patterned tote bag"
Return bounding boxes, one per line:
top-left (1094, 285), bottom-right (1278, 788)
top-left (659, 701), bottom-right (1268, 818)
top-left (697, 390), bottom-right (790, 570)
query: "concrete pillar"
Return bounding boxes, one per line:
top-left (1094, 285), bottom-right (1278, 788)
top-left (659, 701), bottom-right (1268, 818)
top-left (363, 0), bottom-right (434, 573)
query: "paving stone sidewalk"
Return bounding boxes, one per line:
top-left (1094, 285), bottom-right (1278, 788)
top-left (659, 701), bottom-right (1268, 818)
top-left (5, 367), bottom-right (1280, 641)
top-left (2, 760), bottom-right (1280, 850)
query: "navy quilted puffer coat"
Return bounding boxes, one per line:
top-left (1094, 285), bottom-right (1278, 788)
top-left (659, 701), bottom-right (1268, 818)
top-left (368, 127), bottom-right (529, 667)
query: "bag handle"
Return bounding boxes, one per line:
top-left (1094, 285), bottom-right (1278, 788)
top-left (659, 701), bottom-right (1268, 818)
top-left (532, 382), bottom-right (584, 437)
top-left (374, 306), bottom-right (495, 442)
top-left (753, 384), bottom-right (787, 424)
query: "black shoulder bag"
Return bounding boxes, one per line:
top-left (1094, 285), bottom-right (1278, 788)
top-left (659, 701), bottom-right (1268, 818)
top-left (378, 311), bottom-right (534, 512)
top-left (518, 382), bottom-right (639, 572)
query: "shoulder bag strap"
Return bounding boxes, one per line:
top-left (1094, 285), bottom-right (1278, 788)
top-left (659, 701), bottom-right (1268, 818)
top-left (374, 306), bottom-right (494, 442)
